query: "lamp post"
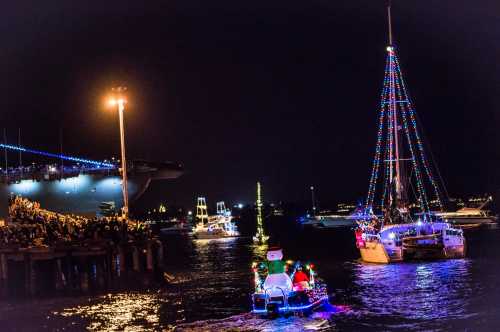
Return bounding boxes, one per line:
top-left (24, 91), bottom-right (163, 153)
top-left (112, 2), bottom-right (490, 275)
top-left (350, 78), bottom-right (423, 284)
top-left (109, 87), bottom-right (129, 218)
top-left (310, 185), bottom-right (316, 216)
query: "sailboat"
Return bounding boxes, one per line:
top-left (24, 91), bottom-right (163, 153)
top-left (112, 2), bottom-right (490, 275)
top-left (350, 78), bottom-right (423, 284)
top-left (253, 182), bottom-right (269, 244)
top-left (355, 4), bottom-right (465, 263)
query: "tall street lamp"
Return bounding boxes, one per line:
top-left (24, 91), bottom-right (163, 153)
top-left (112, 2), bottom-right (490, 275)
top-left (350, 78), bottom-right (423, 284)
top-left (108, 87), bottom-right (129, 218)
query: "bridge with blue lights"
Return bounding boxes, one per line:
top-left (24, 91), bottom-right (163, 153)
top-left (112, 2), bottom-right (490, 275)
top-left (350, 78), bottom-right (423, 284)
top-left (0, 143), bottom-right (115, 169)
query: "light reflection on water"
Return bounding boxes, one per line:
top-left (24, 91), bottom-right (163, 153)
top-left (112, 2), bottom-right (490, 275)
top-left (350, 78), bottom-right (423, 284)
top-left (2, 229), bottom-right (500, 331)
top-left (56, 292), bottom-right (165, 331)
top-left (349, 260), bottom-right (475, 321)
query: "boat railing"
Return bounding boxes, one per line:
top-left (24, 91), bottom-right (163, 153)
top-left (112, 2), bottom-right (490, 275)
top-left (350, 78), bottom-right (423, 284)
top-left (264, 286), bottom-right (288, 308)
top-left (363, 233), bottom-right (380, 243)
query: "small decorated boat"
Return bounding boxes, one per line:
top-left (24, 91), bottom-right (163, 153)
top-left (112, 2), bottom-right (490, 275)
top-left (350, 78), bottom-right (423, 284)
top-left (251, 248), bottom-right (329, 316)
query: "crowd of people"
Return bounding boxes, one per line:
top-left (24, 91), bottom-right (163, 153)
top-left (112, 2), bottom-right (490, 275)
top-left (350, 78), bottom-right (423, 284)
top-left (0, 196), bottom-right (151, 248)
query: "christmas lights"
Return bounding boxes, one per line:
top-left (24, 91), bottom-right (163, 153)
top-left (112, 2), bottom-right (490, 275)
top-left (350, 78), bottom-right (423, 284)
top-left (364, 46), bottom-right (443, 219)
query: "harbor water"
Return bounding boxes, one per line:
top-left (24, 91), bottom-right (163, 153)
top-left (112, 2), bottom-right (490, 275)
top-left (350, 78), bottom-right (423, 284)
top-left (1, 225), bottom-right (499, 331)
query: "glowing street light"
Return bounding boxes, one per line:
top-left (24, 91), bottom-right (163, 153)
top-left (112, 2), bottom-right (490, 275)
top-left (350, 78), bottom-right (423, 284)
top-left (108, 86), bottom-right (129, 218)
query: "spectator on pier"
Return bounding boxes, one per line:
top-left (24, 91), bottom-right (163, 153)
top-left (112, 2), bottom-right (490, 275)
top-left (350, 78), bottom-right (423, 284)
top-left (1, 195), bottom-right (152, 249)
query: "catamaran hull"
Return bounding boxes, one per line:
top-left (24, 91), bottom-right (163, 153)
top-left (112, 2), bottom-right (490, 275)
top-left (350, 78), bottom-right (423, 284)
top-left (359, 242), bottom-right (403, 264)
top-left (359, 241), bottom-right (465, 263)
top-left (403, 244), bottom-right (465, 260)
top-left (443, 244), bottom-right (466, 259)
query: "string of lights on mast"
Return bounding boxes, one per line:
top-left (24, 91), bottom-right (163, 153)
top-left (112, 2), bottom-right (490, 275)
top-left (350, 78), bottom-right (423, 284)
top-left (364, 3), bottom-right (443, 218)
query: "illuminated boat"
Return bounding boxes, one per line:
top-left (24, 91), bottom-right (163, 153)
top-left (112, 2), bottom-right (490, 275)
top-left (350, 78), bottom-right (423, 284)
top-left (355, 4), bottom-right (465, 263)
top-left (251, 248), bottom-right (328, 316)
top-left (432, 206), bottom-right (498, 227)
top-left (159, 218), bottom-right (192, 235)
top-left (192, 217), bottom-right (239, 239)
top-left (192, 201), bottom-right (240, 239)
top-left (299, 203), bottom-right (368, 229)
top-left (355, 221), bottom-right (465, 263)
top-left (299, 212), bottom-right (360, 229)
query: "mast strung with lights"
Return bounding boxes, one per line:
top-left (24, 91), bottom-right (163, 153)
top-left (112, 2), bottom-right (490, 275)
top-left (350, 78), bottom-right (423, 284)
top-left (364, 2), bottom-right (443, 221)
top-left (253, 181), bottom-right (269, 244)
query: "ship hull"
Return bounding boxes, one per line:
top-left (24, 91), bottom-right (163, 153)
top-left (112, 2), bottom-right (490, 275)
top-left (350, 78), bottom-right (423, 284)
top-left (360, 243), bottom-right (465, 263)
top-left (443, 217), bottom-right (497, 226)
top-left (0, 174), bottom-right (139, 217)
top-left (403, 244), bottom-right (466, 260)
top-left (318, 217), bottom-right (356, 228)
top-left (193, 232), bottom-right (239, 240)
top-left (359, 241), bottom-right (403, 264)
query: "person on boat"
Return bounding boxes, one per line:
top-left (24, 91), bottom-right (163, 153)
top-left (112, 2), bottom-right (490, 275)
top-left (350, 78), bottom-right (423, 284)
top-left (293, 266), bottom-right (310, 291)
top-left (370, 215), bottom-right (381, 232)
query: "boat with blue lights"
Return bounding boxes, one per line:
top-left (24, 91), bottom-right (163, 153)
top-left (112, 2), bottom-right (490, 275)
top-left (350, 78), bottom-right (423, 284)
top-left (355, 4), bottom-right (465, 263)
top-left (251, 248), bottom-right (329, 316)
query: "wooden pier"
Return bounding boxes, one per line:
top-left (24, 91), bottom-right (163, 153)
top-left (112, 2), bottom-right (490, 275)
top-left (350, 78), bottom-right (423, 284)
top-left (0, 239), bottom-right (164, 298)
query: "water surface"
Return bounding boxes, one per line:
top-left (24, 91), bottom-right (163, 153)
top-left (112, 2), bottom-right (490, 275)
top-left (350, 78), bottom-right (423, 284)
top-left (1, 227), bottom-right (499, 331)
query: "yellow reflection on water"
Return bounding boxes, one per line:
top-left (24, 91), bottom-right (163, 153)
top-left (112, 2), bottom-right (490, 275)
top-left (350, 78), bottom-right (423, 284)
top-left (55, 292), bottom-right (163, 331)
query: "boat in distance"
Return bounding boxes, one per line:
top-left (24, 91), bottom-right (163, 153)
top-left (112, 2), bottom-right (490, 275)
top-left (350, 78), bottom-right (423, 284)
top-left (299, 213), bottom-right (358, 229)
top-left (192, 217), bottom-right (240, 239)
top-left (192, 200), bottom-right (240, 239)
top-left (159, 218), bottom-right (192, 235)
top-left (431, 198), bottom-right (498, 227)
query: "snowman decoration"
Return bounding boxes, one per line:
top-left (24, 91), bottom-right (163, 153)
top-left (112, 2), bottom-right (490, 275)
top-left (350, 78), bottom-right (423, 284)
top-left (263, 248), bottom-right (293, 296)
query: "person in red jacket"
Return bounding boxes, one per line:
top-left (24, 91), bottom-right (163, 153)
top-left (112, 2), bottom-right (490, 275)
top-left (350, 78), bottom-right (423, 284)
top-left (293, 266), bottom-right (310, 290)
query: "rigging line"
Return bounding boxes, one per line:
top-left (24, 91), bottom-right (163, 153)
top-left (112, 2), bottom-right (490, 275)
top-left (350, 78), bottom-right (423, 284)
top-left (366, 54), bottom-right (391, 210)
top-left (397, 72), bottom-right (430, 214)
top-left (407, 167), bottom-right (419, 205)
top-left (393, 54), bottom-right (443, 209)
top-left (381, 70), bottom-right (393, 209)
top-left (387, 0), bottom-right (393, 46)
top-left (408, 98), bottom-right (450, 202)
top-left (381, 91), bottom-right (393, 208)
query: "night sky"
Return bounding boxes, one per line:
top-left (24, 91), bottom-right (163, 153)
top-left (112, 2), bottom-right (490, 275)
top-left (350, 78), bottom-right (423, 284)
top-left (1, 0), bottom-right (499, 210)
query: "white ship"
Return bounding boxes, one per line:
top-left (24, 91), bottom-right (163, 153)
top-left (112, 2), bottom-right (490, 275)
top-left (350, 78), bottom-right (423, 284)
top-left (432, 197), bottom-right (498, 226)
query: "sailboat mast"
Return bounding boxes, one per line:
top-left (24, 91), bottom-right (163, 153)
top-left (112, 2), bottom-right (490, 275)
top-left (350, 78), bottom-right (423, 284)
top-left (387, 3), bottom-right (393, 46)
top-left (387, 3), bottom-right (402, 203)
top-left (256, 182), bottom-right (263, 232)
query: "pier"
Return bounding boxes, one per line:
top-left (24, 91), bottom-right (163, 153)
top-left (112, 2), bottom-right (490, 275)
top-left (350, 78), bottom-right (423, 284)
top-left (0, 196), bottom-right (164, 298)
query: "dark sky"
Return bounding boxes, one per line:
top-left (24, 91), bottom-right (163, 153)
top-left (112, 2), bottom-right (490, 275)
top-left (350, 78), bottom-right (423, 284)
top-left (1, 0), bottom-right (499, 209)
